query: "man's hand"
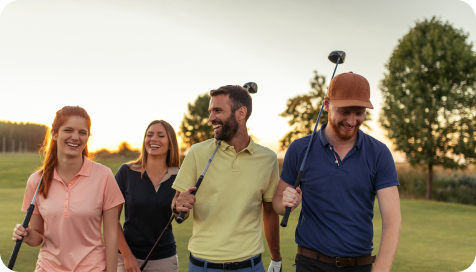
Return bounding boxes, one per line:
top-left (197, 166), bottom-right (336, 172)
top-left (282, 187), bottom-right (302, 212)
top-left (176, 186), bottom-right (197, 214)
top-left (268, 259), bottom-right (282, 272)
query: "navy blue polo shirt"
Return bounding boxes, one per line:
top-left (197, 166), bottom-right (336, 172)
top-left (281, 123), bottom-right (399, 257)
top-left (115, 164), bottom-right (177, 260)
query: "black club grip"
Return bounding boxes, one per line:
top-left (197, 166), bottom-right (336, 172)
top-left (8, 204), bottom-right (35, 269)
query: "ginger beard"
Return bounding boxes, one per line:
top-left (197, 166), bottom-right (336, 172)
top-left (328, 109), bottom-right (362, 141)
top-left (212, 111), bottom-right (239, 141)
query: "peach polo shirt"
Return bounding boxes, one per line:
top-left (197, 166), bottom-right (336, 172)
top-left (21, 157), bottom-right (124, 272)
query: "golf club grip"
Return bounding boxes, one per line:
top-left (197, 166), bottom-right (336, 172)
top-left (176, 175), bottom-right (204, 224)
top-left (8, 204), bottom-right (35, 269)
top-left (280, 170), bottom-right (303, 227)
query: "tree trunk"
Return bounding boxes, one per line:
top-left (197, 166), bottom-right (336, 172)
top-left (426, 163), bottom-right (433, 200)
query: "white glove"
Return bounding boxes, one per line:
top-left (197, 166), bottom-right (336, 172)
top-left (267, 259), bottom-right (282, 272)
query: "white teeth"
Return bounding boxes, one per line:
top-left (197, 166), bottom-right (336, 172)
top-left (150, 145), bottom-right (160, 148)
top-left (67, 143), bottom-right (79, 147)
top-left (213, 125), bottom-right (221, 129)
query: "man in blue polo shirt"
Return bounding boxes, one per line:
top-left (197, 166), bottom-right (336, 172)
top-left (273, 72), bottom-right (401, 272)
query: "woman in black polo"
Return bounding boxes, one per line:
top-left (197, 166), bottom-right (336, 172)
top-left (116, 120), bottom-right (180, 272)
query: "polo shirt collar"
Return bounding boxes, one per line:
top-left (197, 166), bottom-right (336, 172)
top-left (318, 123), bottom-right (362, 149)
top-left (218, 137), bottom-right (255, 155)
top-left (53, 156), bottom-right (93, 180)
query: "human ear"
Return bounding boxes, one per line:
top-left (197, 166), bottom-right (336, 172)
top-left (324, 97), bottom-right (330, 112)
top-left (51, 131), bottom-right (58, 141)
top-left (236, 106), bottom-right (247, 121)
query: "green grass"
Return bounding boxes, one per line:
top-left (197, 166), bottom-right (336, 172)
top-left (1, 154), bottom-right (475, 271)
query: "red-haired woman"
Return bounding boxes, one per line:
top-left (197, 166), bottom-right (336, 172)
top-left (12, 106), bottom-right (125, 272)
top-left (115, 120), bottom-right (180, 272)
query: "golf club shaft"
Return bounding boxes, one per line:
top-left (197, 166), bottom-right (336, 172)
top-left (280, 59), bottom-right (340, 227)
top-left (140, 214), bottom-right (175, 271)
top-left (8, 177), bottom-right (43, 269)
top-left (176, 140), bottom-right (222, 224)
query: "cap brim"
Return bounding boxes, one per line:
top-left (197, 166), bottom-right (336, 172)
top-left (331, 100), bottom-right (374, 109)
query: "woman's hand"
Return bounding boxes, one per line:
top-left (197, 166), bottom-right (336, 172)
top-left (123, 254), bottom-right (141, 272)
top-left (12, 224), bottom-right (30, 243)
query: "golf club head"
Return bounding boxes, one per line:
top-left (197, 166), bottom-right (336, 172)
top-left (328, 51), bottom-right (346, 64)
top-left (243, 82), bottom-right (258, 93)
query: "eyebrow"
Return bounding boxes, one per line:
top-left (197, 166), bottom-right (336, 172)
top-left (209, 106), bottom-right (223, 112)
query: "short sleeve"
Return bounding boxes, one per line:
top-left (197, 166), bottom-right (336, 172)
top-left (280, 140), bottom-right (300, 186)
top-left (21, 171), bottom-right (42, 214)
top-left (172, 146), bottom-right (198, 193)
top-left (115, 164), bottom-right (128, 197)
top-left (263, 157), bottom-right (279, 202)
top-left (374, 145), bottom-right (399, 191)
top-left (103, 169), bottom-right (125, 211)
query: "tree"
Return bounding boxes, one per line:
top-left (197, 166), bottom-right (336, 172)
top-left (179, 93), bottom-right (214, 149)
top-left (280, 71), bottom-right (371, 150)
top-left (379, 17), bottom-right (476, 200)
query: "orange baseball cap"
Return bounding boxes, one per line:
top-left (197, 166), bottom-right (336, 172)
top-left (327, 72), bottom-right (374, 109)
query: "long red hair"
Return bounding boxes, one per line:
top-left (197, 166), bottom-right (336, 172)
top-left (38, 106), bottom-right (92, 198)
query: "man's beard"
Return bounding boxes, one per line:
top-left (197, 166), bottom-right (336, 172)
top-left (328, 114), bottom-right (362, 141)
top-left (213, 112), bottom-right (239, 141)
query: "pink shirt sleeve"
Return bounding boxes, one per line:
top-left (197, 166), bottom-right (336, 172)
top-left (102, 169), bottom-right (125, 211)
top-left (21, 171), bottom-right (42, 214)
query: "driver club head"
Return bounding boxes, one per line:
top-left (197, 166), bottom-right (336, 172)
top-left (328, 51), bottom-right (346, 64)
top-left (243, 82), bottom-right (258, 94)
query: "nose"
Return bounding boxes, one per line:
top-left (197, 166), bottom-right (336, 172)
top-left (208, 112), bottom-right (215, 123)
top-left (71, 130), bottom-right (79, 140)
top-left (347, 113), bottom-right (357, 126)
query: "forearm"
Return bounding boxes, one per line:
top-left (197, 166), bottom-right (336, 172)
top-left (272, 194), bottom-right (285, 215)
top-left (104, 207), bottom-right (119, 272)
top-left (117, 222), bottom-right (134, 258)
top-left (372, 218), bottom-right (401, 272)
top-left (373, 187), bottom-right (401, 272)
top-left (23, 229), bottom-right (44, 247)
top-left (262, 202), bottom-right (281, 261)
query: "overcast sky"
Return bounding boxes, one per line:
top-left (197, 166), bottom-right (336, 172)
top-left (0, 0), bottom-right (475, 160)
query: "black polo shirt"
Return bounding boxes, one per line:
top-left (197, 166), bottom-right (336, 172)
top-left (115, 164), bottom-right (177, 260)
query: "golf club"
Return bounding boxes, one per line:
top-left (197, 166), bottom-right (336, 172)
top-left (280, 50), bottom-right (345, 227)
top-left (8, 176), bottom-right (43, 270)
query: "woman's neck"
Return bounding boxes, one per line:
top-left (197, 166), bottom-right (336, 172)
top-left (56, 153), bottom-right (84, 185)
top-left (145, 155), bottom-right (168, 174)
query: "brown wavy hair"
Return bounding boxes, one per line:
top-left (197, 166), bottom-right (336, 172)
top-left (39, 106), bottom-right (92, 198)
top-left (128, 120), bottom-right (180, 177)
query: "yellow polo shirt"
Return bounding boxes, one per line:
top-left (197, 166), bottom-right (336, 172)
top-left (172, 138), bottom-right (279, 263)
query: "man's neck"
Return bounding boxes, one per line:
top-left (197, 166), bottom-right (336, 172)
top-left (225, 126), bottom-right (250, 153)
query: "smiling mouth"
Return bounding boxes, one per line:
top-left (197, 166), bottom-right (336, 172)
top-left (213, 125), bottom-right (222, 131)
top-left (67, 143), bottom-right (79, 147)
top-left (150, 145), bottom-right (161, 149)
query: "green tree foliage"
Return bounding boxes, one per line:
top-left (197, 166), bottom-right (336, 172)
top-left (280, 71), bottom-right (328, 150)
top-left (379, 17), bottom-right (476, 200)
top-left (280, 71), bottom-right (371, 150)
top-left (179, 93), bottom-right (214, 149)
top-left (0, 121), bottom-right (47, 152)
